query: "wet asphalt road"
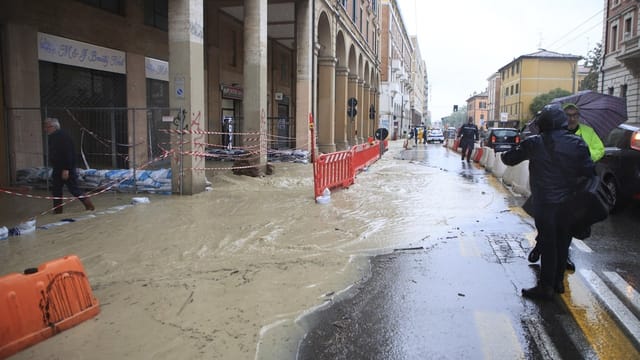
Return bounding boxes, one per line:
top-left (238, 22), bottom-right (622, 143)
top-left (297, 143), bottom-right (640, 359)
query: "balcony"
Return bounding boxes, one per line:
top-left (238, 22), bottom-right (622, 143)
top-left (617, 33), bottom-right (640, 76)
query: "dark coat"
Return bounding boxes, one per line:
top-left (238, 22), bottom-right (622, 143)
top-left (458, 123), bottom-right (478, 145)
top-left (48, 129), bottom-right (77, 172)
top-left (501, 108), bottom-right (594, 205)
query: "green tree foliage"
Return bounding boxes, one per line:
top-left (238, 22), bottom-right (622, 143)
top-left (444, 105), bottom-right (468, 129)
top-left (579, 42), bottom-right (602, 91)
top-left (529, 88), bottom-right (572, 115)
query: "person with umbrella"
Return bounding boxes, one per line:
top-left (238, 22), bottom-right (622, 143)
top-left (502, 104), bottom-right (595, 300)
top-left (527, 102), bottom-right (606, 270)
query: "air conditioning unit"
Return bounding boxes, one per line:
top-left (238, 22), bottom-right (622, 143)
top-left (275, 92), bottom-right (284, 101)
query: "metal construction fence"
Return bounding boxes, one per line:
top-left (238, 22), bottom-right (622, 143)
top-left (3, 107), bottom-right (303, 195)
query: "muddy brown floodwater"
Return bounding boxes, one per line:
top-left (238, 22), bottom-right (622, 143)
top-left (1, 141), bottom-right (508, 359)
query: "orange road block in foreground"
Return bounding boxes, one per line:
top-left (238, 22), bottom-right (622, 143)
top-left (0, 255), bottom-right (100, 358)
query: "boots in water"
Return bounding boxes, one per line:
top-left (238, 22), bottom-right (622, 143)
top-left (81, 197), bottom-right (95, 211)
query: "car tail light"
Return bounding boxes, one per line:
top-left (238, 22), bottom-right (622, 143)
top-left (631, 131), bottom-right (640, 151)
top-left (491, 135), bottom-right (496, 144)
top-left (515, 135), bottom-right (520, 144)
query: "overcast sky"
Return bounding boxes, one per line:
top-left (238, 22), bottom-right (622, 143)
top-left (395, 0), bottom-right (605, 123)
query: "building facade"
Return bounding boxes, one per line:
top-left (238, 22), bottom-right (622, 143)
top-left (378, 0), bottom-right (413, 140)
top-left (600, 0), bottom-right (640, 123)
top-left (466, 92), bottom-right (488, 129)
top-left (0, 0), bottom-right (383, 191)
top-left (486, 72), bottom-right (501, 123)
top-left (498, 49), bottom-right (582, 127)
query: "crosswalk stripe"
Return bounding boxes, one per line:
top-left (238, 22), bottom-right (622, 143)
top-left (562, 272), bottom-right (639, 358)
top-left (475, 311), bottom-right (525, 359)
top-left (524, 317), bottom-right (561, 360)
top-left (603, 271), bottom-right (640, 320)
top-left (571, 238), bottom-right (593, 253)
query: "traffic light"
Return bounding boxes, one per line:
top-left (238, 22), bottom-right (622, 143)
top-left (347, 97), bottom-right (358, 118)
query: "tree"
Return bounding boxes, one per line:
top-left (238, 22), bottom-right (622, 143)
top-left (529, 88), bottom-right (572, 115)
top-left (579, 42), bottom-right (602, 91)
top-left (446, 105), bottom-right (467, 129)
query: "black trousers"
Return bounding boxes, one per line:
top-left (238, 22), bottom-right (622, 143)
top-left (51, 169), bottom-right (86, 208)
top-left (461, 141), bottom-right (474, 160)
top-left (534, 201), bottom-right (572, 288)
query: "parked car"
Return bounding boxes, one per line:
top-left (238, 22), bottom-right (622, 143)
top-left (595, 123), bottom-right (640, 212)
top-left (486, 127), bottom-right (521, 152)
top-left (426, 128), bottom-right (445, 143)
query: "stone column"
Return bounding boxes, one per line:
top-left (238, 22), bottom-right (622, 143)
top-left (317, 56), bottom-right (336, 153)
top-left (295, 0), bottom-right (312, 151)
top-left (357, 79), bottom-right (364, 143)
top-left (4, 24), bottom-right (41, 182)
top-left (362, 83), bottom-right (370, 140)
top-left (126, 53), bottom-right (148, 166)
top-left (243, 0), bottom-right (268, 171)
top-left (334, 67), bottom-right (349, 150)
top-left (347, 75), bottom-right (358, 145)
top-left (369, 87), bottom-right (378, 137)
top-left (168, 0), bottom-right (207, 194)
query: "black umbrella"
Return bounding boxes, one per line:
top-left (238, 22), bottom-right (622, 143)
top-left (550, 90), bottom-right (627, 140)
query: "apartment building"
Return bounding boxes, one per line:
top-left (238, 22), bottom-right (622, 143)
top-left (498, 49), bottom-right (581, 127)
top-left (600, 0), bottom-right (639, 123)
top-left (378, 0), bottom-right (414, 139)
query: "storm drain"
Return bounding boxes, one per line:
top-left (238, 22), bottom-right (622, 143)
top-left (486, 233), bottom-right (529, 264)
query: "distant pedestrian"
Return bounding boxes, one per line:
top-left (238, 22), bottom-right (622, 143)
top-left (44, 117), bottom-right (95, 214)
top-left (458, 117), bottom-right (479, 162)
top-left (501, 104), bottom-right (594, 300)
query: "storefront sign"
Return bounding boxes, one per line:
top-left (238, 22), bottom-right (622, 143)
top-left (221, 85), bottom-right (243, 100)
top-left (145, 57), bottom-right (169, 81)
top-left (38, 32), bottom-right (126, 74)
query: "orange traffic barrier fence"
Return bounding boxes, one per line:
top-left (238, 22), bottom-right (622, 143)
top-left (314, 150), bottom-right (355, 198)
top-left (0, 255), bottom-right (100, 359)
top-left (313, 139), bottom-right (388, 198)
top-left (473, 147), bottom-right (483, 162)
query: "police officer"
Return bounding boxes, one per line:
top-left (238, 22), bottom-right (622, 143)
top-left (458, 117), bottom-right (479, 162)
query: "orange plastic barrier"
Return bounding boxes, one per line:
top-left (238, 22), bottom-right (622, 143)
top-left (314, 150), bottom-right (355, 198)
top-left (0, 255), bottom-right (100, 359)
top-left (473, 147), bottom-right (484, 162)
top-left (313, 140), bottom-right (388, 198)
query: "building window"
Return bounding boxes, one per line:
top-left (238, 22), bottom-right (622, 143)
top-left (621, 84), bottom-right (627, 98)
top-left (515, 84), bottom-right (519, 94)
top-left (505, 88), bottom-right (509, 96)
top-left (352, 1), bottom-right (357, 22)
top-left (510, 85), bottom-right (514, 95)
top-left (144, 0), bottom-right (168, 31)
top-left (611, 24), bottom-right (618, 52)
top-left (339, 0), bottom-right (346, 8)
top-left (78, 0), bottom-right (124, 15)
top-left (608, 87), bottom-right (614, 95)
top-left (360, 7), bottom-right (363, 30)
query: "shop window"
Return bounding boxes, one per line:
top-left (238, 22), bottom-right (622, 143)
top-left (144, 0), bottom-right (168, 31)
top-left (78, 0), bottom-right (124, 15)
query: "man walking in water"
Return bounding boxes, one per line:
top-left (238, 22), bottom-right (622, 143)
top-left (44, 117), bottom-right (95, 214)
top-left (458, 117), bottom-right (479, 162)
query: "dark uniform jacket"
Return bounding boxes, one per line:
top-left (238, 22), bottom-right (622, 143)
top-left (458, 123), bottom-right (479, 145)
top-left (501, 109), bottom-right (594, 205)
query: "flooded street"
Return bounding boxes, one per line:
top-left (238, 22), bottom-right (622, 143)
top-left (0, 140), bottom-right (567, 359)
